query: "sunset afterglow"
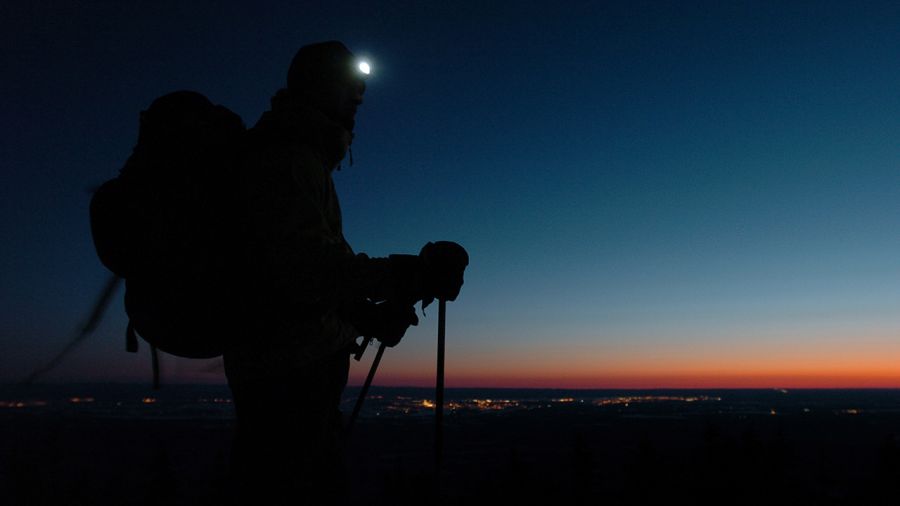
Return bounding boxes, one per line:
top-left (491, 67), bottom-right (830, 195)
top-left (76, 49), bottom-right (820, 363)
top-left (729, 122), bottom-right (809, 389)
top-left (3, 2), bottom-right (899, 391)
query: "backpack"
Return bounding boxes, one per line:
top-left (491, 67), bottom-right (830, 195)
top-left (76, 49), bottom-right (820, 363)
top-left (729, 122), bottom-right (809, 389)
top-left (90, 91), bottom-right (247, 374)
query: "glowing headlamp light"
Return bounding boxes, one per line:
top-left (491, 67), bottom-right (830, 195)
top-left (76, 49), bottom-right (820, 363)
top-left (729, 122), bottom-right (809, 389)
top-left (357, 60), bottom-right (371, 76)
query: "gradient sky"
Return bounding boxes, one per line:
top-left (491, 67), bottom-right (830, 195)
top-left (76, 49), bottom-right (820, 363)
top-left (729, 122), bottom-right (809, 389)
top-left (1, 1), bottom-right (898, 388)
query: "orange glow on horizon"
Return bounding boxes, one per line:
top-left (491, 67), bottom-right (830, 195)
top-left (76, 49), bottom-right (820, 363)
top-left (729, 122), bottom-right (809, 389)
top-left (168, 361), bottom-right (900, 389)
top-left (350, 370), bottom-right (900, 389)
top-left (352, 331), bottom-right (900, 389)
top-left (102, 330), bottom-right (900, 390)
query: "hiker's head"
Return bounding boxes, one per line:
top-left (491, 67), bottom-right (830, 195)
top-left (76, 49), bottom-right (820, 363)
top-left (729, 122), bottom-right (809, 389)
top-left (286, 41), bottom-right (367, 131)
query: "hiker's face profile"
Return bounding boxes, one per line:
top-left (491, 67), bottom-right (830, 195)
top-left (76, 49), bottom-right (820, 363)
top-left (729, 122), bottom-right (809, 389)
top-left (334, 77), bottom-right (365, 131)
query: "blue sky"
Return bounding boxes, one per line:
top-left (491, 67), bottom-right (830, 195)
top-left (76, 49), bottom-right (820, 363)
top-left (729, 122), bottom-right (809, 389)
top-left (1, 1), bottom-right (898, 386)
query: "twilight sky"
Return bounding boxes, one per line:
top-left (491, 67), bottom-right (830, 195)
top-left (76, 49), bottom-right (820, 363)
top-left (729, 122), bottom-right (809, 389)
top-left (1, 1), bottom-right (898, 388)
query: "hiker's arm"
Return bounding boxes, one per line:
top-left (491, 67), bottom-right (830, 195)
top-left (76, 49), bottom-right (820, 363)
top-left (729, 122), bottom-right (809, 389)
top-left (241, 146), bottom-right (398, 313)
top-left (264, 152), bottom-right (466, 303)
top-left (241, 146), bottom-right (466, 315)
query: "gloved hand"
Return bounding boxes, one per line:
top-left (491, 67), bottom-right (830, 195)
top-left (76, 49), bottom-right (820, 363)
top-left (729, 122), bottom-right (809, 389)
top-left (349, 300), bottom-right (419, 347)
top-left (388, 241), bottom-right (469, 309)
top-left (419, 241), bottom-right (468, 305)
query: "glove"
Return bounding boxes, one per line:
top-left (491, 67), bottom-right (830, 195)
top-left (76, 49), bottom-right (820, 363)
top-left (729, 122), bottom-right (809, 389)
top-left (348, 300), bottom-right (418, 347)
top-left (388, 241), bottom-right (469, 309)
top-left (419, 241), bottom-right (469, 303)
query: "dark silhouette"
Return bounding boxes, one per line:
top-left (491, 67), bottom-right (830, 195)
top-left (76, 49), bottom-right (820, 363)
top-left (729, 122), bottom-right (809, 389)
top-left (81, 40), bottom-right (467, 504)
top-left (220, 41), bottom-right (467, 504)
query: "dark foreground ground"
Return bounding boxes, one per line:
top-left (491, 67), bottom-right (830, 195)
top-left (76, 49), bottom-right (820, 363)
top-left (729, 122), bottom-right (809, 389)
top-left (2, 386), bottom-right (900, 505)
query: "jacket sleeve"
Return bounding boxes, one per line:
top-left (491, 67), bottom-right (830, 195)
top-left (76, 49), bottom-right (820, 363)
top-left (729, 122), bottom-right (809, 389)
top-left (239, 143), bottom-right (392, 322)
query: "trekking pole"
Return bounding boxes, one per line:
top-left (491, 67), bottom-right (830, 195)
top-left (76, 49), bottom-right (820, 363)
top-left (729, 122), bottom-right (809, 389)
top-left (434, 298), bottom-right (447, 476)
top-left (346, 338), bottom-right (386, 434)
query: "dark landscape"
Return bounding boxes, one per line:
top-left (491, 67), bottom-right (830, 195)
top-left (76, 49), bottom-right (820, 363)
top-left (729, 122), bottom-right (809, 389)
top-left (2, 385), bottom-right (900, 505)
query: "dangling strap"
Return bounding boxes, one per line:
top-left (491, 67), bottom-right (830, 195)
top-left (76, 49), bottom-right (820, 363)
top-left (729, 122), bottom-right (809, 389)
top-left (150, 345), bottom-right (160, 390)
top-left (124, 321), bottom-right (160, 389)
top-left (126, 320), bottom-right (139, 353)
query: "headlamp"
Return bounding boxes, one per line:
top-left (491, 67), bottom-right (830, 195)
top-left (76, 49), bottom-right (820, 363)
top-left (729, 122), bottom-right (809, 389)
top-left (357, 60), bottom-right (371, 76)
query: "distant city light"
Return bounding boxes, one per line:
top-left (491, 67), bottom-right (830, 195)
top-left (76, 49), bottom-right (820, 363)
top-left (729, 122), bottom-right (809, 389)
top-left (592, 395), bottom-right (721, 407)
top-left (0, 400), bottom-right (48, 408)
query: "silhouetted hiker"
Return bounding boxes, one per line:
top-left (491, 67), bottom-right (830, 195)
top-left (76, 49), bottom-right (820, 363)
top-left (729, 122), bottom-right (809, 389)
top-left (223, 41), bottom-right (468, 505)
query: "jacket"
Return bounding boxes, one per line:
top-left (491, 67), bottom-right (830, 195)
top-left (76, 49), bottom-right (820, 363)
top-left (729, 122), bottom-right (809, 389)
top-left (224, 90), bottom-right (389, 382)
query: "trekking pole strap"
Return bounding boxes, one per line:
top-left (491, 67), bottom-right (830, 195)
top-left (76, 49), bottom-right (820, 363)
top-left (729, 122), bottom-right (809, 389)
top-left (353, 336), bottom-right (373, 361)
top-left (346, 339), bottom-right (386, 434)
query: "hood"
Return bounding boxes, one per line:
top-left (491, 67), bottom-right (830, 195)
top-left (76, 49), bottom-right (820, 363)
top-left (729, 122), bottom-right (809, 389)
top-left (253, 88), bottom-right (352, 171)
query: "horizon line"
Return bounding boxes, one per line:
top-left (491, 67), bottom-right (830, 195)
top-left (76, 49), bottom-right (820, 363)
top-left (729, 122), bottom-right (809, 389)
top-left (6, 380), bottom-right (900, 391)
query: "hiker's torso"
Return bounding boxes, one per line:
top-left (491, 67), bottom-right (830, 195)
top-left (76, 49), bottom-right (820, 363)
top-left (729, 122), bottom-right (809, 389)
top-left (224, 103), bottom-right (359, 381)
